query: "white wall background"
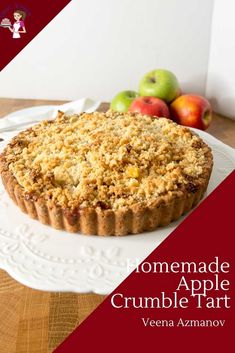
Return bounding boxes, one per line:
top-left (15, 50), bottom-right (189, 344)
top-left (0, 0), bottom-right (214, 102)
top-left (206, 0), bottom-right (235, 118)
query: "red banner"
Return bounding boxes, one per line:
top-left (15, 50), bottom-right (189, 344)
top-left (0, 0), bottom-right (71, 71)
top-left (53, 170), bottom-right (235, 352)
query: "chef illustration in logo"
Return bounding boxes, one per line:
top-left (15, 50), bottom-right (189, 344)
top-left (0, 10), bottom-right (26, 39)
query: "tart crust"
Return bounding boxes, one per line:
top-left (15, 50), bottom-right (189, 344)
top-left (0, 160), bottom-right (212, 236)
top-left (0, 112), bottom-right (213, 236)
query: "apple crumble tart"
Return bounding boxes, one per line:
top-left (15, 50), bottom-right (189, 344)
top-left (0, 111), bottom-right (213, 236)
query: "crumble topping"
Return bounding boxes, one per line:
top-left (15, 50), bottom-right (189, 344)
top-left (1, 111), bottom-right (212, 210)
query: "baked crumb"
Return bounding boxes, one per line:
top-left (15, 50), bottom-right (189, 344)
top-left (1, 111), bottom-right (212, 210)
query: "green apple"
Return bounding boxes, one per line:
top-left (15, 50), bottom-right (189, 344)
top-left (110, 90), bottom-right (139, 112)
top-left (139, 69), bottom-right (181, 103)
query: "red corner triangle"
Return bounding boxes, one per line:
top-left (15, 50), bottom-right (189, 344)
top-left (54, 171), bottom-right (235, 353)
top-left (0, 0), bottom-right (71, 71)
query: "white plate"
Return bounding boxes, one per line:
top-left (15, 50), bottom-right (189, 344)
top-left (0, 109), bottom-right (234, 294)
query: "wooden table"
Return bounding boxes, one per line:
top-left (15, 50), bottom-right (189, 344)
top-left (0, 98), bottom-right (234, 353)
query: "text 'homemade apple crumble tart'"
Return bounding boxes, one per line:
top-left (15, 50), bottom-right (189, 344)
top-left (0, 111), bottom-right (213, 236)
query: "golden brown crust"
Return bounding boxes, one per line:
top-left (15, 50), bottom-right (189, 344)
top-left (0, 111), bottom-right (213, 236)
top-left (1, 164), bottom-right (211, 236)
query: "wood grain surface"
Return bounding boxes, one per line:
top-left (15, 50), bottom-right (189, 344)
top-left (0, 98), bottom-right (234, 353)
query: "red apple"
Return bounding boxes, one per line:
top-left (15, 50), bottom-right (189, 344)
top-left (128, 96), bottom-right (170, 118)
top-left (170, 94), bottom-right (212, 130)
